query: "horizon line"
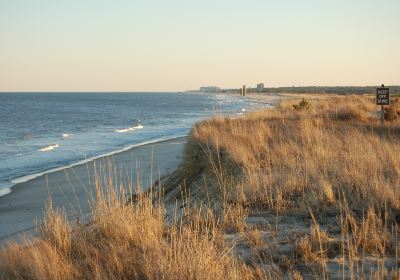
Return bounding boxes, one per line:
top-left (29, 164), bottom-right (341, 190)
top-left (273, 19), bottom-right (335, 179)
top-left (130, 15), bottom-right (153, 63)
top-left (1, 85), bottom-right (400, 93)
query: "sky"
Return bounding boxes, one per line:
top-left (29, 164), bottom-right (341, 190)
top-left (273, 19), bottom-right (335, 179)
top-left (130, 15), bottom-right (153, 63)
top-left (0, 0), bottom-right (399, 92)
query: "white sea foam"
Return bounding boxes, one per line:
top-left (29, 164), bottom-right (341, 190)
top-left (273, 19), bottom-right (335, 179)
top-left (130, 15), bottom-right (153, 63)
top-left (62, 133), bottom-right (71, 138)
top-left (0, 187), bottom-right (11, 197)
top-left (114, 127), bottom-right (135, 133)
top-left (38, 144), bottom-right (59, 152)
top-left (114, 124), bottom-right (143, 133)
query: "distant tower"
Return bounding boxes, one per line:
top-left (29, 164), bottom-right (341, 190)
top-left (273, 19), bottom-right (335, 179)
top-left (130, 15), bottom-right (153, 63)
top-left (242, 85), bottom-right (247, 96)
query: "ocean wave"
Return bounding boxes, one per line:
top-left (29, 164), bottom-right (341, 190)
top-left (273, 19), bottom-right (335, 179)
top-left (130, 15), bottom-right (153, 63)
top-left (38, 144), bottom-right (59, 152)
top-left (114, 124), bottom-right (143, 133)
top-left (62, 133), bottom-right (71, 138)
top-left (114, 127), bottom-right (135, 133)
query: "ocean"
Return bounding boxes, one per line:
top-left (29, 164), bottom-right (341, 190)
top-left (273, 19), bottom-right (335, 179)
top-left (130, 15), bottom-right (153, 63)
top-left (0, 92), bottom-right (267, 197)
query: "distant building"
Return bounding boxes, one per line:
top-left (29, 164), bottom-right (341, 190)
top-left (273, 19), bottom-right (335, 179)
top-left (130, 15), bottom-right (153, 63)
top-left (199, 86), bottom-right (221, 93)
top-left (257, 83), bottom-right (265, 92)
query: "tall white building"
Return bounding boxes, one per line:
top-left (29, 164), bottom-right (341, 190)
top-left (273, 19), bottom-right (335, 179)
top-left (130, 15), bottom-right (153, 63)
top-left (199, 86), bottom-right (221, 93)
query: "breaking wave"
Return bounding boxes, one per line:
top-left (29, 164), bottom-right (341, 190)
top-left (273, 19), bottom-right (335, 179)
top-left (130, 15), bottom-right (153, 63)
top-left (114, 124), bottom-right (143, 133)
top-left (38, 144), bottom-right (59, 152)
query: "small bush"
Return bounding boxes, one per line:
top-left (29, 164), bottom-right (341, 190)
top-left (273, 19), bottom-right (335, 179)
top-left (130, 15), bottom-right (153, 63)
top-left (384, 98), bottom-right (400, 122)
top-left (384, 106), bottom-right (397, 121)
top-left (293, 98), bottom-right (310, 110)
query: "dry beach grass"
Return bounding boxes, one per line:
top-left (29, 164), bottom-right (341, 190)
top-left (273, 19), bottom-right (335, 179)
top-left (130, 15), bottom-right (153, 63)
top-left (2, 95), bottom-right (400, 279)
top-left (0, 182), bottom-right (255, 279)
top-left (164, 95), bottom-right (400, 278)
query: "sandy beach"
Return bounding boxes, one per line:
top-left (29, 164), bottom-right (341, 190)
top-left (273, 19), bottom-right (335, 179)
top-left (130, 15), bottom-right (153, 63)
top-left (0, 137), bottom-right (186, 244)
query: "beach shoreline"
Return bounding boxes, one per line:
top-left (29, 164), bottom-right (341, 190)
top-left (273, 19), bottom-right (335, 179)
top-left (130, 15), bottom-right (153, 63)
top-left (0, 93), bottom-right (284, 200)
top-left (1, 135), bottom-right (187, 199)
top-left (0, 92), bottom-right (286, 245)
top-left (0, 136), bottom-right (187, 244)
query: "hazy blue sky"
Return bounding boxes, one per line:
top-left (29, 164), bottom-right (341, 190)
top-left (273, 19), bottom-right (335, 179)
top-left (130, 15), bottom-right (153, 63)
top-left (0, 0), bottom-right (399, 91)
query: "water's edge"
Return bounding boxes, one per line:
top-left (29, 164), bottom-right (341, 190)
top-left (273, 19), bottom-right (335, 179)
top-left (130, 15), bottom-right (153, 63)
top-left (0, 134), bottom-right (187, 198)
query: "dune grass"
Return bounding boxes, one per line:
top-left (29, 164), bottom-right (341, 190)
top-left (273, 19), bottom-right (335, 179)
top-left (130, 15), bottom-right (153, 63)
top-left (167, 95), bottom-right (400, 278)
top-left (182, 96), bottom-right (400, 211)
top-left (2, 95), bottom-right (400, 279)
top-left (0, 179), bottom-right (258, 279)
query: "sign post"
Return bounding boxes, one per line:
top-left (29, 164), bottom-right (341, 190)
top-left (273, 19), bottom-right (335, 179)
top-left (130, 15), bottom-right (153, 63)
top-left (376, 84), bottom-right (390, 124)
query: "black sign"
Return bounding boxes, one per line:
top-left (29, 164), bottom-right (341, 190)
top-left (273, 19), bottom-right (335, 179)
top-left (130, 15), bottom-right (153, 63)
top-left (377, 87), bottom-right (390, 105)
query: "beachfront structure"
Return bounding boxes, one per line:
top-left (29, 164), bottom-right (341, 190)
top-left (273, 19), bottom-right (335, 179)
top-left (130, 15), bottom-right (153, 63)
top-left (257, 83), bottom-right (264, 92)
top-left (199, 86), bottom-right (221, 93)
top-left (241, 85), bottom-right (247, 96)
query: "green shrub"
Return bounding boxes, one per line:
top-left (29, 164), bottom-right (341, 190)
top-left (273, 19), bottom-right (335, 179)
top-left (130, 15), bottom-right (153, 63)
top-left (293, 98), bottom-right (310, 110)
